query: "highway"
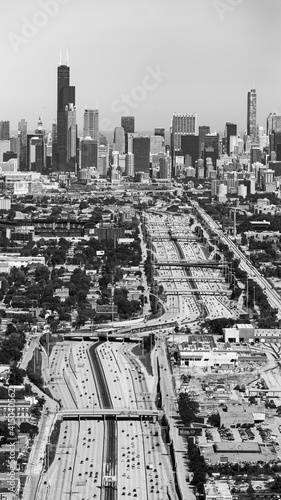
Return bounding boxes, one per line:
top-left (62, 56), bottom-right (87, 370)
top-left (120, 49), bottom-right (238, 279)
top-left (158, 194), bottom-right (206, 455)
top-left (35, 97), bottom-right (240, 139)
top-left (192, 200), bottom-right (281, 318)
top-left (34, 338), bottom-right (193, 500)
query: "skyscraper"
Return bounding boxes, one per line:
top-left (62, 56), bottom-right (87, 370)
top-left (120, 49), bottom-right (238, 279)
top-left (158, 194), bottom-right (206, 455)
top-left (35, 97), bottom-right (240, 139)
top-left (113, 127), bottom-right (125, 154)
top-left (27, 134), bottom-right (44, 173)
top-left (247, 88), bottom-right (257, 143)
top-left (133, 136), bottom-right (150, 174)
top-left (0, 121), bottom-right (10, 141)
top-left (225, 122), bottom-right (237, 155)
top-left (18, 119), bottom-right (27, 170)
top-left (80, 137), bottom-right (98, 169)
top-left (170, 113), bottom-right (198, 152)
top-left (121, 116), bottom-right (135, 134)
top-left (83, 109), bottom-right (99, 141)
top-left (55, 57), bottom-right (76, 171)
top-left (198, 126), bottom-right (210, 159)
top-left (154, 128), bottom-right (165, 139)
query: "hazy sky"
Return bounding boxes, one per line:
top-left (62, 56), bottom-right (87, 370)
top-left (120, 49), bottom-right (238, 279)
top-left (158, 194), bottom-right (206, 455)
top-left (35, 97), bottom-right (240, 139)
top-left (1, 0), bottom-right (281, 137)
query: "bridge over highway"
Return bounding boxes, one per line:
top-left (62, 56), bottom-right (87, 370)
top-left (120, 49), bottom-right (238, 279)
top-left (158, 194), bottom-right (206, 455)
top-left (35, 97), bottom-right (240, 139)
top-left (155, 260), bottom-right (223, 268)
top-left (154, 275), bottom-right (226, 282)
top-left (59, 408), bottom-right (159, 421)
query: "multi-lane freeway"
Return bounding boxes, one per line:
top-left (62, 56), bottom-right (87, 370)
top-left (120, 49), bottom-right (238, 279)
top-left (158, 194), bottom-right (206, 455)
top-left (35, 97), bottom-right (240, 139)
top-left (29, 207), bottom-right (239, 500)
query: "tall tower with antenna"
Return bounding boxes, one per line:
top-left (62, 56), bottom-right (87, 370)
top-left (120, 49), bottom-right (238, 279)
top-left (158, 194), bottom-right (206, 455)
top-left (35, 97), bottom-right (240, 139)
top-left (53, 48), bottom-right (76, 172)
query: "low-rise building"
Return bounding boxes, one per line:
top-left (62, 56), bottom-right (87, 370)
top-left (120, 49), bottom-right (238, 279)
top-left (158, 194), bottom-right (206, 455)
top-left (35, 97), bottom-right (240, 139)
top-left (201, 441), bottom-right (276, 465)
top-left (204, 481), bottom-right (233, 500)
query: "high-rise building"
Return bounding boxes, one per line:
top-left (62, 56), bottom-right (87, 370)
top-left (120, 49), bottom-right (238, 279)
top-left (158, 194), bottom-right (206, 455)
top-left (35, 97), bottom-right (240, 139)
top-left (170, 113), bottom-right (197, 152)
top-left (55, 57), bottom-right (76, 171)
top-left (18, 119), bottom-right (27, 170)
top-left (204, 133), bottom-right (220, 169)
top-left (133, 136), bottom-right (150, 174)
top-left (125, 153), bottom-right (134, 177)
top-left (150, 135), bottom-right (165, 155)
top-left (80, 137), bottom-right (98, 169)
top-left (0, 121), bottom-right (10, 141)
top-left (113, 127), bottom-right (125, 154)
top-left (247, 88), bottom-right (257, 143)
top-left (198, 126), bottom-right (210, 158)
top-left (65, 103), bottom-right (77, 171)
top-left (27, 134), bottom-right (44, 173)
top-left (154, 128), bottom-right (165, 139)
top-left (98, 133), bottom-right (109, 177)
top-left (180, 135), bottom-right (200, 166)
top-left (121, 117), bottom-right (135, 153)
top-left (83, 109), bottom-right (99, 141)
top-left (225, 122), bottom-right (237, 155)
top-left (10, 136), bottom-right (20, 158)
top-left (158, 155), bottom-right (171, 180)
top-left (267, 113), bottom-right (281, 134)
top-left (121, 116), bottom-right (135, 134)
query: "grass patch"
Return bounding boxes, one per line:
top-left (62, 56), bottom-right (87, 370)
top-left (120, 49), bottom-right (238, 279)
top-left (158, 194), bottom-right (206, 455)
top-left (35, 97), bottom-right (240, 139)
top-left (131, 343), bottom-right (153, 375)
top-left (26, 348), bottom-right (43, 388)
top-left (45, 419), bottom-right (62, 470)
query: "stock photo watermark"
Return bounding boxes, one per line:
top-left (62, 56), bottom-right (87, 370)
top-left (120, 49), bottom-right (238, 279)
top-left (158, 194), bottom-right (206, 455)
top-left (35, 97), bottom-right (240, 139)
top-left (8, 0), bottom-right (72, 54)
top-left (213, 0), bottom-right (244, 21)
top-left (100, 65), bottom-right (169, 131)
top-left (7, 386), bottom-right (17, 498)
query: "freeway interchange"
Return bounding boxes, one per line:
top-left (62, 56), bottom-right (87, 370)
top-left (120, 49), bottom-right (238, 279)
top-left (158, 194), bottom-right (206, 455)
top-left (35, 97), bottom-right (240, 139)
top-left (31, 339), bottom-right (192, 500)
top-left (26, 207), bottom-right (243, 500)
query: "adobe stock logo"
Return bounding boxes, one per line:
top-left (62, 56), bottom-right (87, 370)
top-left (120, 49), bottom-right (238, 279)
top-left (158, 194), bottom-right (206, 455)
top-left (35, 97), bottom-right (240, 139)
top-left (213, 0), bottom-right (244, 21)
top-left (8, 0), bottom-right (72, 54)
top-left (100, 65), bottom-right (169, 131)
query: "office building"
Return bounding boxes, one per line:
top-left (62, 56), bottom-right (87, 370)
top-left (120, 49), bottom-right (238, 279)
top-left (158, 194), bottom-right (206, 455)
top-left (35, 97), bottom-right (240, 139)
top-left (121, 116), bottom-right (135, 134)
top-left (133, 136), bottom-right (150, 174)
top-left (247, 88), bottom-right (258, 143)
top-left (54, 58), bottom-right (76, 171)
top-left (65, 103), bottom-right (77, 171)
top-left (154, 128), bottom-right (165, 139)
top-left (83, 109), bottom-right (99, 141)
top-left (180, 135), bottom-right (200, 166)
top-left (27, 134), bottom-right (44, 173)
top-left (204, 133), bottom-right (219, 168)
top-left (267, 113), bottom-right (281, 134)
top-left (150, 135), bottom-right (165, 155)
top-left (225, 122), bottom-right (237, 155)
top-left (125, 153), bottom-right (134, 177)
top-left (170, 113), bottom-right (197, 152)
top-left (80, 137), bottom-right (98, 169)
top-left (98, 133), bottom-right (109, 177)
top-left (113, 127), bottom-right (125, 154)
top-left (0, 121), bottom-right (10, 141)
top-left (18, 119), bottom-right (27, 170)
top-left (199, 125), bottom-right (210, 158)
top-left (122, 116), bottom-right (135, 153)
top-left (158, 155), bottom-right (171, 180)
top-left (10, 136), bottom-right (20, 158)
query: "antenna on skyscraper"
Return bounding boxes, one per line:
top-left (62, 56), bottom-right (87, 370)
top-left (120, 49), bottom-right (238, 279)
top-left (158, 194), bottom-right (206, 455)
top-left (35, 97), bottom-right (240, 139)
top-left (66, 46), bottom-right (69, 66)
top-left (59, 47), bottom-right (62, 66)
top-left (96, 101), bottom-right (99, 110)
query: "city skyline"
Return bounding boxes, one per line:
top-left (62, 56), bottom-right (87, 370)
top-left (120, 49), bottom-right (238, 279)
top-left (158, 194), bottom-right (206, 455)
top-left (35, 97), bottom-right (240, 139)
top-left (1, 0), bottom-right (281, 135)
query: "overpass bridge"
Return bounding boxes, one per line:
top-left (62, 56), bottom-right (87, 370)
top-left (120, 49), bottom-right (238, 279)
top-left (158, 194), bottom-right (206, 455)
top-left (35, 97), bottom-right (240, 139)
top-left (59, 408), bottom-right (159, 421)
top-left (165, 289), bottom-right (231, 295)
top-left (154, 276), bottom-right (225, 282)
top-left (155, 260), bottom-right (222, 268)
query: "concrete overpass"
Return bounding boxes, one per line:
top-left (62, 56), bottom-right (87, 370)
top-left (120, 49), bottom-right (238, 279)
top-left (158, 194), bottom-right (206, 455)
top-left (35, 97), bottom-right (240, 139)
top-left (59, 408), bottom-right (159, 421)
top-left (155, 260), bottom-right (223, 268)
